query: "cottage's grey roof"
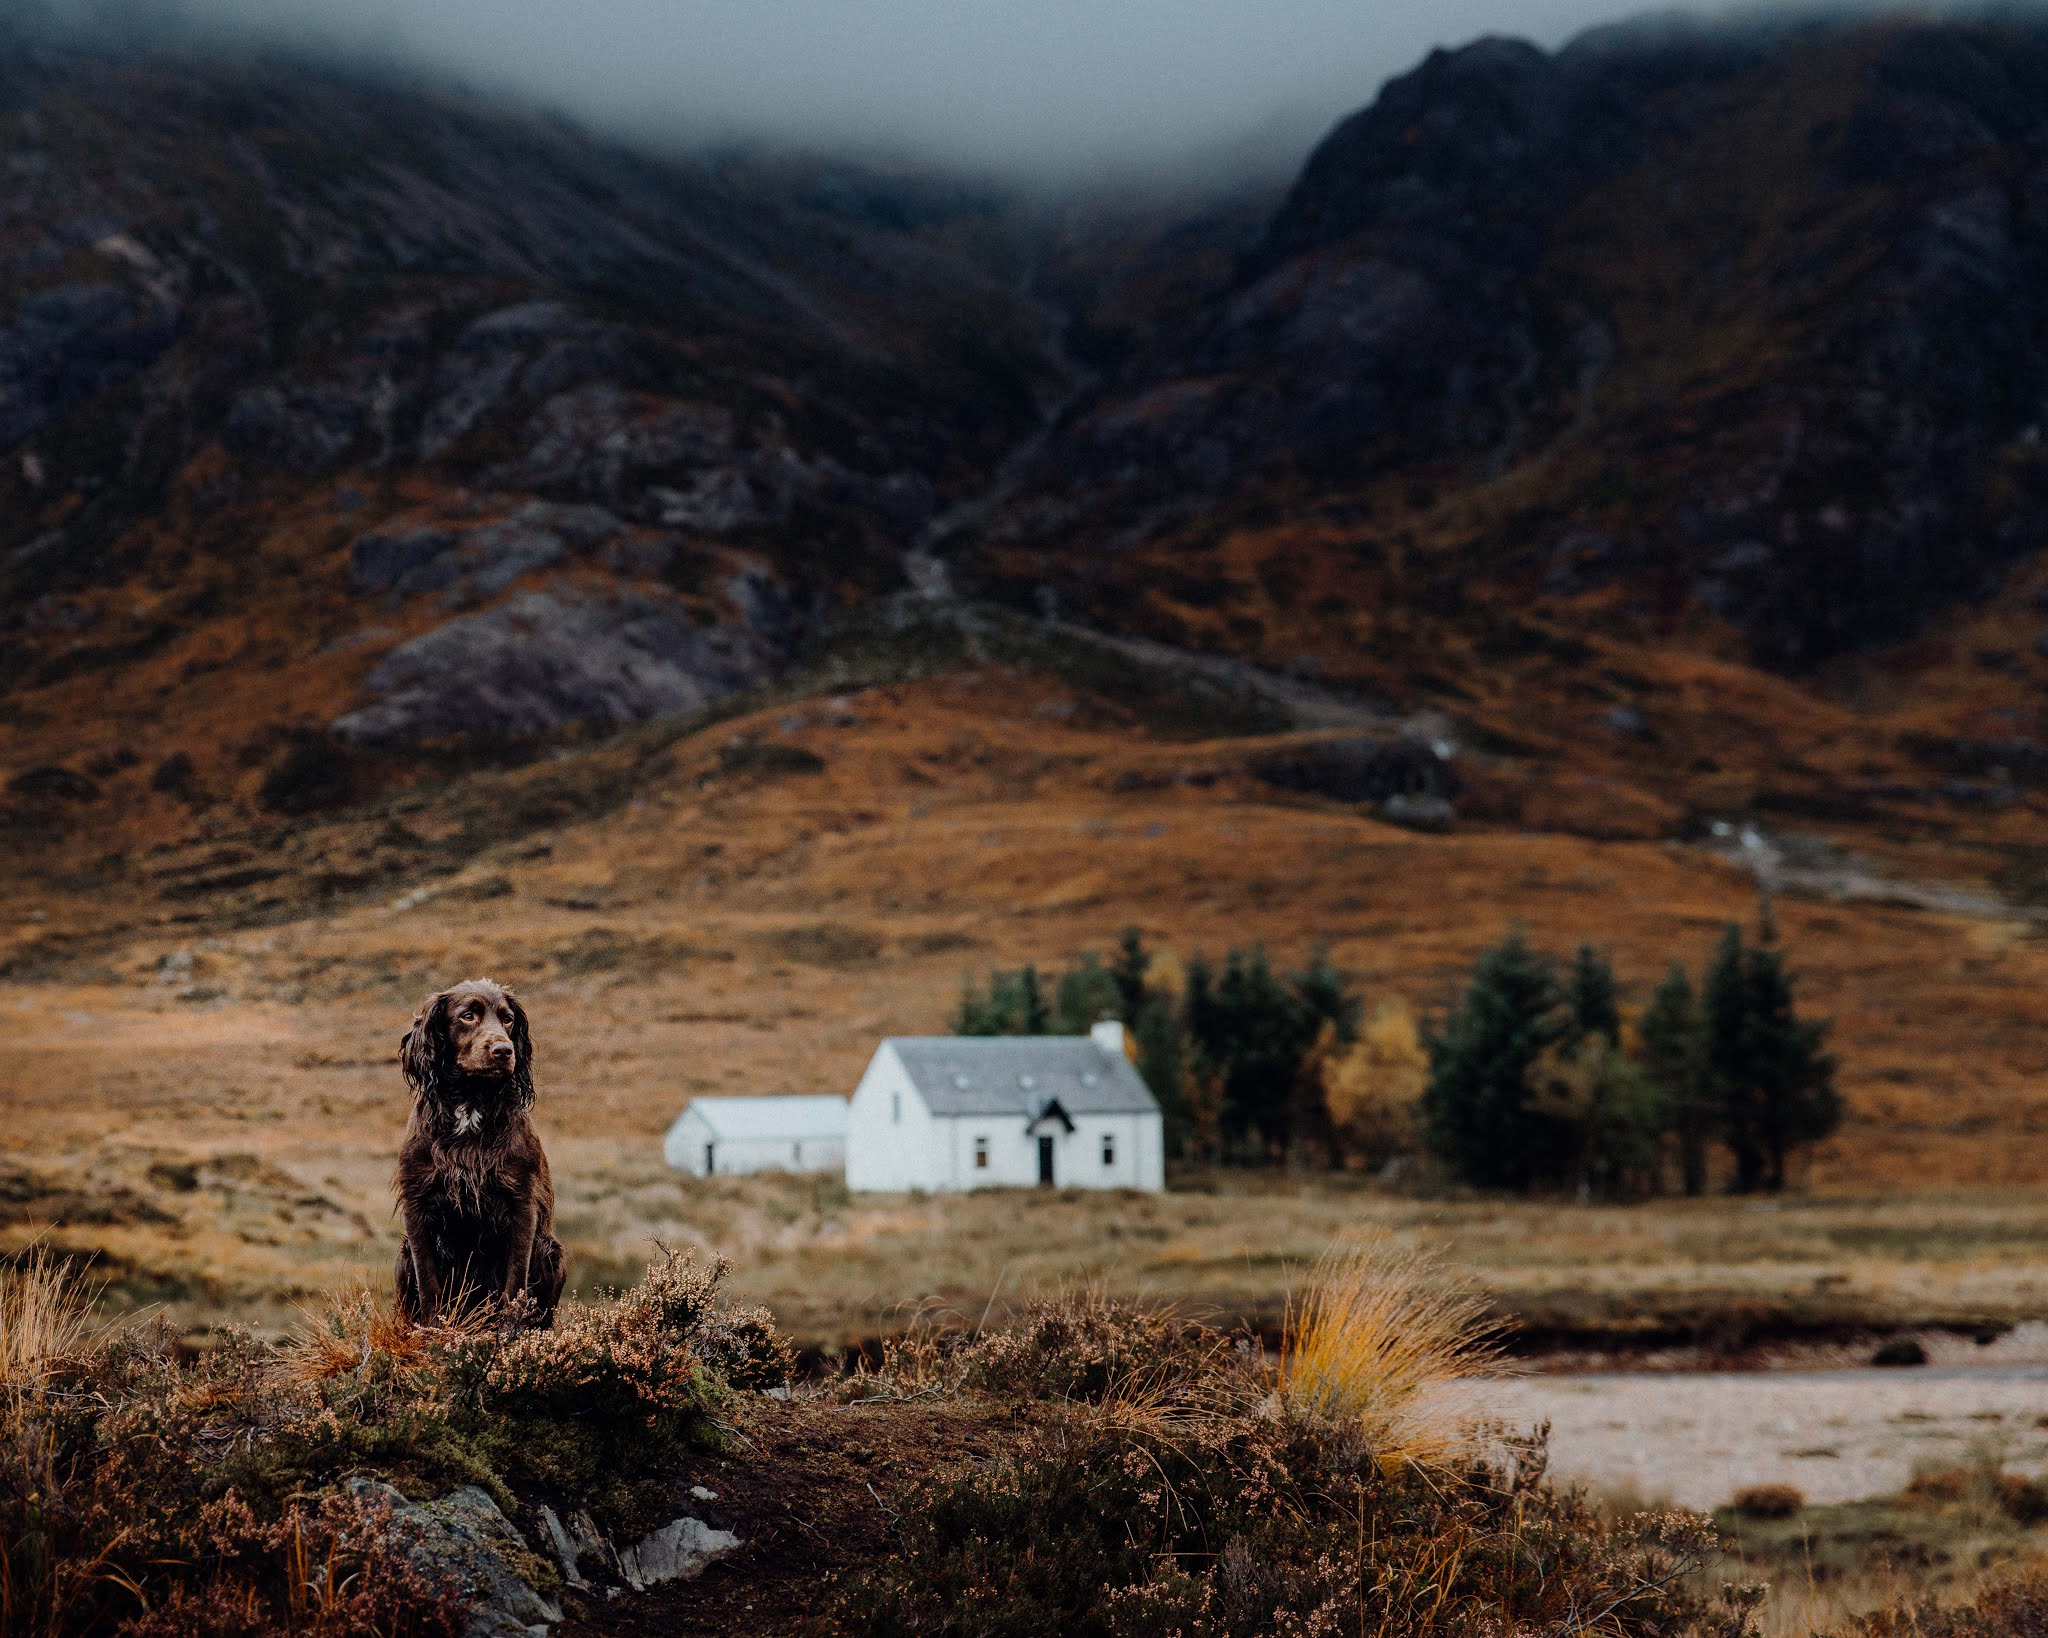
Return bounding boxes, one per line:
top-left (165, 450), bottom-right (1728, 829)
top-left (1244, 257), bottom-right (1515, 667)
top-left (886, 1036), bottom-right (1159, 1118)
top-left (673, 1095), bottom-right (848, 1141)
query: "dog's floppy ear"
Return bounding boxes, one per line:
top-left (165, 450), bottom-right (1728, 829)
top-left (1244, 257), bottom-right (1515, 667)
top-left (401, 991), bottom-right (452, 1103)
top-left (504, 987), bottom-right (536, 1110)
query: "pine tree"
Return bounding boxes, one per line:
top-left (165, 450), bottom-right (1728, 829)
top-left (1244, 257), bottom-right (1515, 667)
top-left (1053, 952), bottom-right (1120, 1033)
top-left (1420, 930), bottom-right (1571, 1189)
top-left (954, 971), bottom-right (1001, 1035)
top-left (1543, 1033), bottom-right (1665, 1199)
top-left (1111, 927), bottom-right (1151, 1021)
top-left (1210, 947), bottom-right (1305, 1155)
top-left (1175, 945), bottom-right (1361, 1160)
top-left (1135, 996), bottom-right (1188, 1156)
top-left (1703, 924), bottom-right (1761, 1190)
top-left (1741, 942), bottom-right (1838, 1190)
top-left (1566, 944), bottom-right (1621, 1045)
top-left (1704, 924), bottom-right (1839, 1191)
top-left (1019, 962), bottom-right (1050, 1035)
top-left (1291, 947), bottom-right (1365, 1045)
top-left (1640, 962), bottom-right (1709, 1195)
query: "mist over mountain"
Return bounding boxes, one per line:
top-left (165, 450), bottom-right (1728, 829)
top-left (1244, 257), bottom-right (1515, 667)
top-left (11, 0), bottom-right (1920, 181)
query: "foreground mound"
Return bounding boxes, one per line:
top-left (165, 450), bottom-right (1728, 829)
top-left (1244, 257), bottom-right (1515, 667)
top-left (11, 1252), bottom-right (2040, 1637)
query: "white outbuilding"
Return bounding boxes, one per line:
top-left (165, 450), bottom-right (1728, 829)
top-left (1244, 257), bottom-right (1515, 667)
top-left (845, 1021), bottom-right (1165, 1193)
top-left (663, 1094), bottom-right (848, 1178)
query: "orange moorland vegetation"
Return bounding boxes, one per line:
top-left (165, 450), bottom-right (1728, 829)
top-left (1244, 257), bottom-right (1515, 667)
top-left (7, 660), bottom-right (2048, 1342)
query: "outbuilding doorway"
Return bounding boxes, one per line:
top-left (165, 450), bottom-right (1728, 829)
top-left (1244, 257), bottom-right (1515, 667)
top-left (1037, 1135), bottom-right (1055, 1186)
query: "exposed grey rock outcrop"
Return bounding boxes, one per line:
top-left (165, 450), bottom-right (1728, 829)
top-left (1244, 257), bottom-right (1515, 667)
top-left (349, 1480), bottom-right (562, 1638)
top-left (973, 20), bottom-right (2048, 672)
top-left (349, 526), bottom-right (458, 594)
top-left (225, 381), bottom-right (363, 474)
top-left (347, 504), bottom-right (626, 604)
top-left (534, 1503), bottom-right (739, 1599)
top-left (617, 1515), bottom-right (740, 1591)
top-left (1250, 734), bottom-right (1460, 806)
top-left (0, 282), bottom-right (179, 452)
top-left (330, 587), bottom-right (771, 743)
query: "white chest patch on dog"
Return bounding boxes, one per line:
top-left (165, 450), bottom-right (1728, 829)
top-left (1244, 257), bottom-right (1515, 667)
top-left (452, 1104), bottom-right (480, 1135)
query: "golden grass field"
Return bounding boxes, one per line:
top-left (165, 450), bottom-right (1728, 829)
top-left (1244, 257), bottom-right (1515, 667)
top-left (7, 668), bottom-right (2048, 1350)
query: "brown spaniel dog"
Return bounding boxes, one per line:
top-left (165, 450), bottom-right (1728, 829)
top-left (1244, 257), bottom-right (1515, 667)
top-left (393, 978), bottom-right (565, 1326)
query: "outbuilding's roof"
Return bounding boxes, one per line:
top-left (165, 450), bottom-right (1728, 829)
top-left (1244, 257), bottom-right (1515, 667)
top-left (671, 1095), bottom-right (848, 1142)
top-left (885, 1036), bottom-right (1159, 1118)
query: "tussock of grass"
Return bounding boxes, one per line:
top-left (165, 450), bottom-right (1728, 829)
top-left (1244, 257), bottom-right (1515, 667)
top-left (280, 1287), bottom-right (465, 1388)
top-left (1, 1245), bottom-right (101, 1412)
top-left (1279, 1235), bottom-right (1499, 1469)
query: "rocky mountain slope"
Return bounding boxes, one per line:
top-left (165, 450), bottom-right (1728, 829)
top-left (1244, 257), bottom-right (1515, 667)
top-left (0, 31), bottom-right (1065, 844)
top-left (971, 16), bottom-right (2048, 669)
top-left (13, 15), bottom-right (2048, 893)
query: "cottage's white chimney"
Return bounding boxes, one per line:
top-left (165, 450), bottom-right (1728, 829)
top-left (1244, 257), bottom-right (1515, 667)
top-left (1089, 1019), bottom-right (1127, 1057)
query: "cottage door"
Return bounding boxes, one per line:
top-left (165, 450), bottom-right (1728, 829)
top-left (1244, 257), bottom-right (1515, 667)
top-left (1037, 1135), bottom-right (1055, 1186)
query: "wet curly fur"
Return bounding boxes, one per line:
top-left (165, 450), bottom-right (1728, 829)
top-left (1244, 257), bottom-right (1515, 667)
top-left (392, 978), bottom-right (566, 1326)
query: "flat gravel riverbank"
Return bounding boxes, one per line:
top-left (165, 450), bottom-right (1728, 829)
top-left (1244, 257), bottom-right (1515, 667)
top-left (1467, 1366), bottom-right (2048, 1510)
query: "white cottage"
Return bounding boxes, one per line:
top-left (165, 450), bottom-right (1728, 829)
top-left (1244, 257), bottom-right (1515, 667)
top-left (846, 1021), bottom-right (1165, 1193)
top-left (663, 1094), bottom-right (848, 1178)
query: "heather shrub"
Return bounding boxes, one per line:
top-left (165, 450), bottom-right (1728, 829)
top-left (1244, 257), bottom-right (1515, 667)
top-left (1854, 1566), bottom-right (2048, 1637)
top-left (959, 1291), bottom-right (1232, 1405)
top-left (0, 1246), bottom-right (790, 1635)
top-left (441, 1248), bottom-right (783, 1529)
top-left (1729, 1482), bottom-right (1804, 1519)
top-left (819, 1250), bottom-right (1761, 1636)
top-left (110, 1489), bottom-right (465, 1638)
top-left (821, 1409), bottom-right (1762, 1638)
top-left (840, 1290), bottom-right (1237, 1412)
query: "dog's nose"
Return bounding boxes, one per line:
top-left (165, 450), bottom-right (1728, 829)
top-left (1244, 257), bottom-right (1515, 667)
top-left (489, 1040), bottom-right (514, 1064)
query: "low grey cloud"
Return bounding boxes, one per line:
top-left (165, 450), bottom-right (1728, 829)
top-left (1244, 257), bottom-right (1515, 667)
top-left (50, 0), bottom-right (1897, 179)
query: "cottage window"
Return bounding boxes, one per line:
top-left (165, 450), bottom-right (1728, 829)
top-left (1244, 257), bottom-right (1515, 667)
top-left (793, 1142), bottom-right (802, 1164)
top-left (891, 1092), bottom-right (901, 1124)
top-left (1102, 1134), bottom-right (1116, 1167)
top-left (974, 1136), bottom-right (989, 1169)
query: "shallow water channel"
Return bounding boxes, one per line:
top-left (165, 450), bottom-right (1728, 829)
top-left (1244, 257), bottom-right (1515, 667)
top-left (1463, 1366), bottom-right (2048, 1510)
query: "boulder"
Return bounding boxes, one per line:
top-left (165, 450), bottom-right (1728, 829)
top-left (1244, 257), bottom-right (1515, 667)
top-left (226, 382), bottom-right (362, 474)
top-left (350, 527), bottom-right (457, 594)
top-left (0, 282), bottom-right (179, 452)
top-left (617, 1515), bottom-right (741, 1591)
top-left (1251, 734), bottom-right (1460, 806)
top-left (348, 1480), bottom-right (562, 1638)
top-left (1379, 792), bottom-right (1458, 833)
top-left (330, 587), bottom-right (773, 743)
top-left (506, 387), bottom-right (735, 494)
top-left (347, 505), bottom-right (622, 604)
